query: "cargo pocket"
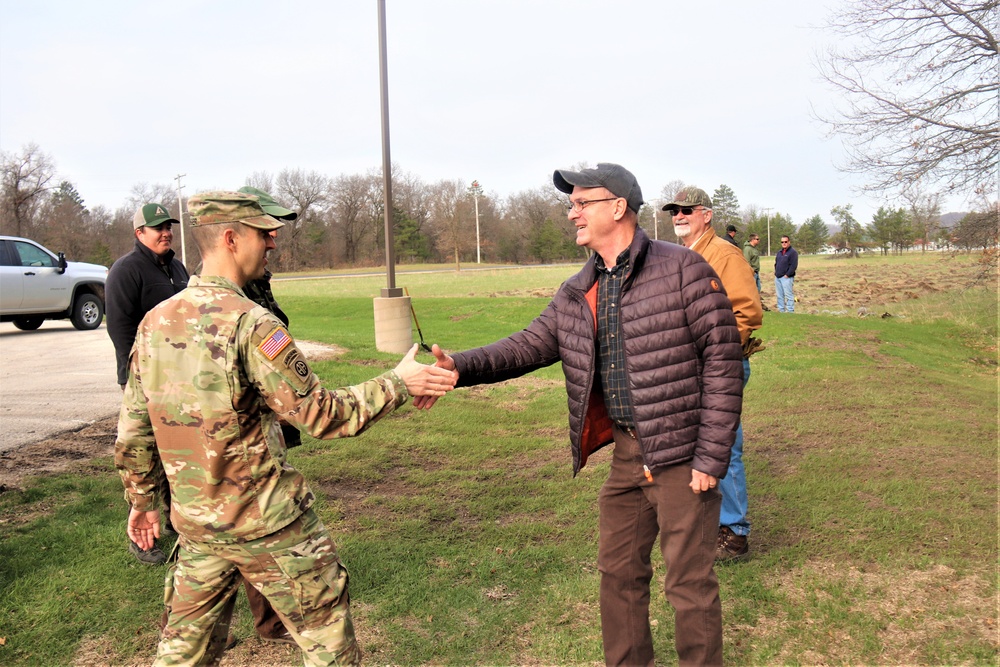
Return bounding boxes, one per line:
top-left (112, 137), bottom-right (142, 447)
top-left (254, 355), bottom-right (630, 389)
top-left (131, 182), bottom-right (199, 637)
top-left (269, 537), bottom-right (350, 630)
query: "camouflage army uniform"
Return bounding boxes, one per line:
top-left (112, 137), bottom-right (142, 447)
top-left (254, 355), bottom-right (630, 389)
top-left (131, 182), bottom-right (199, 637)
top-left (115, 274), bottom-right (409, 666)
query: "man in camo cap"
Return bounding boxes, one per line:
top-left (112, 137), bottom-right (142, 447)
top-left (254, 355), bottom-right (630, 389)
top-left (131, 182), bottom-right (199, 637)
top-left (664, 186), bottom-right (763, 564)
top-left (115, 190), bottom-right (458, 666)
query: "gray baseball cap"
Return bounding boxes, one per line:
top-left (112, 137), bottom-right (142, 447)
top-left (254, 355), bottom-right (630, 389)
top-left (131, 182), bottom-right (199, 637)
top-left (553, 163), bottom-right (644, 213)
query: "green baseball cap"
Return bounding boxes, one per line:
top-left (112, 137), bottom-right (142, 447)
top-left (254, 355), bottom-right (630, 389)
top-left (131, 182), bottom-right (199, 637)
top-left (237, 186), bottom-right (298, 220)
top-left (133, 203), bottom-right (179, 230)
top-left (662, 187), bottom-right (713, 212)
top-left (186, 191), bottom-right (285, 230)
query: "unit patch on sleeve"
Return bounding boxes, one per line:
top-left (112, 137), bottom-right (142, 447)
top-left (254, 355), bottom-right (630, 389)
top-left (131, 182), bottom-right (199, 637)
top-left (258, 327), bottom-right (292, 360)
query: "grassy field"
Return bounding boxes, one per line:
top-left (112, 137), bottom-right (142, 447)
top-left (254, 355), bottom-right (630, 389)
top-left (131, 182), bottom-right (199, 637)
top-left (0, 251), bottom-right (996, 666)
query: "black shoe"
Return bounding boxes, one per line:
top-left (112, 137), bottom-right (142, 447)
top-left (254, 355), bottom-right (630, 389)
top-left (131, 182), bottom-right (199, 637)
top-left (128, 539), bottom-right (166, 565)
top-left (715, 526), bottom-right (749, 562)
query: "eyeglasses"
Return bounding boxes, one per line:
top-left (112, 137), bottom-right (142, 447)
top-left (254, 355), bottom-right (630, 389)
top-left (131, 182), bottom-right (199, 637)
top-left (665, 206), bottom-right (705, 217)
top-left (567, 197), bottom-right (618, 212)
top-left (781, 241), bottom-right (790, 244)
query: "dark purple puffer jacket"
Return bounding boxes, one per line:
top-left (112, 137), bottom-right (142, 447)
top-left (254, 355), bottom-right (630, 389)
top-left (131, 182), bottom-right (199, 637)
top-left (451, 227), bottom-right (743, 478)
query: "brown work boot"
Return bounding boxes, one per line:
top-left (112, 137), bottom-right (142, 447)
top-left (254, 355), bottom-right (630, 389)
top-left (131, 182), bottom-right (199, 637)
top-left (716, 526), bottom-right (749, 562)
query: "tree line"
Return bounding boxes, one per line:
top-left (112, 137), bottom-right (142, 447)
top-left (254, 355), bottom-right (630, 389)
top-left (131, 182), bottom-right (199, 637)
top-left (0, 143), bottom-right (994, 273)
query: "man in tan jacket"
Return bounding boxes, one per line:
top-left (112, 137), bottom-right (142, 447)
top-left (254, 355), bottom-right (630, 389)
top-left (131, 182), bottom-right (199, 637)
top-left (664, 186), bottom-right (763, 562)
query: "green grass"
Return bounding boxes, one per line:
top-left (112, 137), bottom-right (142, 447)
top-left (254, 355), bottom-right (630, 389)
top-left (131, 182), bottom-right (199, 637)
top-left (0, 255), bottom-right (996, 665)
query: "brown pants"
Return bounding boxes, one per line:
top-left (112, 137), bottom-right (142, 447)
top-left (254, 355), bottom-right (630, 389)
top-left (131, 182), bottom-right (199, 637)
top-left (597, 427), bottom-right (723, 667)
top-left (158, 575), bottom-right (287, 641)
top-left (243, 577), bottom-right (286, 639)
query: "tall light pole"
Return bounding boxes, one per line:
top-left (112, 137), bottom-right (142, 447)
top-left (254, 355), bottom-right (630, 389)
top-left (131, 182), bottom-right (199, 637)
top-left (174, 173), bottom-right (187, 268)
top-left (371, 0), bottom-right (411, 354)
top-left (377, 0), bottom-right (399, 297)
top-left (470, 180), bottom-right (482, 263)
top-left (762, 207), bottom-right (773, 256)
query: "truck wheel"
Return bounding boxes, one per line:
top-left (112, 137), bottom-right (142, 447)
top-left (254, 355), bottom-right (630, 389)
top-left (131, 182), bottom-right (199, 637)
top-left (71, 294), bottom-right (104, 330)
top-left (12, 317), bottom-right (44, 331)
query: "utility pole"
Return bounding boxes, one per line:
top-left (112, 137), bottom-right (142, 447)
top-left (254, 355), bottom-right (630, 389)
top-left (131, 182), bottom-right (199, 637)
top-left (762, 207), bottom-right (773, 256)
top-left (174, 173), bottom-right (187, 268)
top-left (470, 180), bottom-right (483, 263)
top-left (371, 0), bottom-right (411, 354)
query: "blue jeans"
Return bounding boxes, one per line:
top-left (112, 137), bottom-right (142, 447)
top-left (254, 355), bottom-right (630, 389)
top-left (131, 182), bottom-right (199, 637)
top-left (719, 358), bottom-right (751, 536)
top-left (775, 276), bottom-right (794, 312)
top-left (754, 271), bottom-right (761, 293)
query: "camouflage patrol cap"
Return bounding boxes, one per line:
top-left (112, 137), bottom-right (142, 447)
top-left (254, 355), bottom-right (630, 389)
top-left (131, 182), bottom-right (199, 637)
top-left (237, 186), bottom-right (298, 221)
top-left (553, 163), bottom-right (644, 213)
top-left (187, 191), bottom-right (285, 230)
top-left (133, 203), bottom-right (179, 230)
top-left (662, 186), bottom-right (713, 212)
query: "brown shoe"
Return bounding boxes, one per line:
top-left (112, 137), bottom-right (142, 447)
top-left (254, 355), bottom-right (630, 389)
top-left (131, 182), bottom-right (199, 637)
top-left (716, 526), bottom-right (749, 562)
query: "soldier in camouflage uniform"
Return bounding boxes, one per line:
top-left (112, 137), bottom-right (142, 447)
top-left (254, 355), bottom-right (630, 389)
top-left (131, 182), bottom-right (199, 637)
top-left (115, 191), bottom-right (458, 666)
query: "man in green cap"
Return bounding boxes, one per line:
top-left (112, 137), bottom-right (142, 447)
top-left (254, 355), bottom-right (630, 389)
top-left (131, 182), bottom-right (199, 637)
top-left (116, 190), bottom-right (458, 666)
top-left (106, 202), bottom-right (190, 565)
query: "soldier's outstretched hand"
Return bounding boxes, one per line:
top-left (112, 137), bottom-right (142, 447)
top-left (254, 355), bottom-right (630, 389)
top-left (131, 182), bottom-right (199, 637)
top-left (395, 344), bottom-right (458, 400)
top-left (412, 344), bottom-right (457, 410)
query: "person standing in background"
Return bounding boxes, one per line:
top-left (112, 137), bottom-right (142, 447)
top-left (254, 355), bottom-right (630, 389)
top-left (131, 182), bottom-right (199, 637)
top-left (665, 186), bottom-right (762, 562)
top-left (106, 202), bottom-right (189, 565)
top-left (774, 235), bottom-right (798, 313)
top-left (744, 233), bottom-right (762, 293)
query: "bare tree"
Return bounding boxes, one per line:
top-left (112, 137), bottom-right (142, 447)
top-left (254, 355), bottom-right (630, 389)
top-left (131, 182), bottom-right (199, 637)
top-left (272, 169), bottom-right (330, 270)
top-left (330, 173), bottom-right (374, 265)
top-left (816, 0), bottom-right (999, 200)
top-left (0, 143), bottom-right (56, 237)
top-left (429, 179), bottom-right (474, 270)
top-left (902, 188), bottom-right (942, 251)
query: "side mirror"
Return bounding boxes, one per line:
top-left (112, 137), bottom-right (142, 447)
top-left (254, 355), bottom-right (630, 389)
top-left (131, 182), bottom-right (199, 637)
top-left (57, 252), bottom-right (67, 274)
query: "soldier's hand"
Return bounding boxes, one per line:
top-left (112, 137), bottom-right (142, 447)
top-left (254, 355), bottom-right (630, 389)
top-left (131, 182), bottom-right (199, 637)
top-left (395, 344), bottom-right (458, 400)
top-left (127, 507), bottom-right (161, 551)
top-left (412, 344), bottom-right (458, 410)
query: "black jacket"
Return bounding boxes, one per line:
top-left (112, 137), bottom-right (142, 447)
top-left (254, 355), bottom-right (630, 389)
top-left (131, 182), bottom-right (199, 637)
top-left (451, 228), bottom-right (743, 478)
top-left (106, 240), bottom-right (189, 384)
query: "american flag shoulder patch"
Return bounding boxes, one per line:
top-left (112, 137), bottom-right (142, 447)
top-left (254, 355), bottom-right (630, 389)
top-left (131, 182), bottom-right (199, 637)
top-left (258, 327), bottom-right (292, 360)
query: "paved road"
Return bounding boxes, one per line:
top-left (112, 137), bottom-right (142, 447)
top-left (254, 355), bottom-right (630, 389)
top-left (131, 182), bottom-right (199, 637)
top-left (0, 320), bottom-right (120, 452)
top-left (0, 320), bottom-right (340, 453)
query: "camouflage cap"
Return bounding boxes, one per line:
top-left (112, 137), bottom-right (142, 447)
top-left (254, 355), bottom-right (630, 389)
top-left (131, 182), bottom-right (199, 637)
top-left (133, 203), bottom-right (179, 230)
top-left (553, 163), bottom-right (644, 213)
top-left (662, 186), bottom-right (713, 212)
top-left (187, 191), bottom-right (285, 230)
top-left (237, 186), bottom-right (298, 221)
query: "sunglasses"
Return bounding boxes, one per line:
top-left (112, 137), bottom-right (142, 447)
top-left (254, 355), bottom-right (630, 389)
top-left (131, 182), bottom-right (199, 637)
top-left (665, 206), bottom-right (703, 216)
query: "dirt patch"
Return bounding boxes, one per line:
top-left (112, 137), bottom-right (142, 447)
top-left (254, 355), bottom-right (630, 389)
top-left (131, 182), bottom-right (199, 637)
top-left (0, 416), bottom-right (118, 493)
top-left (763, 253), bottom-right (987, 315)
top-left (72, 632), bottom-right (301, 667)
top-left (742, 560), bottom-right (997, 665)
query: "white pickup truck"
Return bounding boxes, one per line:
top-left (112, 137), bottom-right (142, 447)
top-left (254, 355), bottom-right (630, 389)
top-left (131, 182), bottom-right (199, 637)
top-left (0, 235), bottom-right (108, 331)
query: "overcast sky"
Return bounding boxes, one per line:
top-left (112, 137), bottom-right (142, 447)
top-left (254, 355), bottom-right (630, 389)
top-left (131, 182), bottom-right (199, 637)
top-left (0, 1), bottom-right (966, 227)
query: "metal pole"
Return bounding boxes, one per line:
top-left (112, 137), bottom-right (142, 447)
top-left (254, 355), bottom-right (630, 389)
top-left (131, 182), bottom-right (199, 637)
top-left (377, 0), bottom-right (400, 296)
top-left (174, 173), bottom-right (186, 268)
top-left (471, 180), bottom-right (482, 263)
top-left (762, 207), bottom-right (773, 256)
